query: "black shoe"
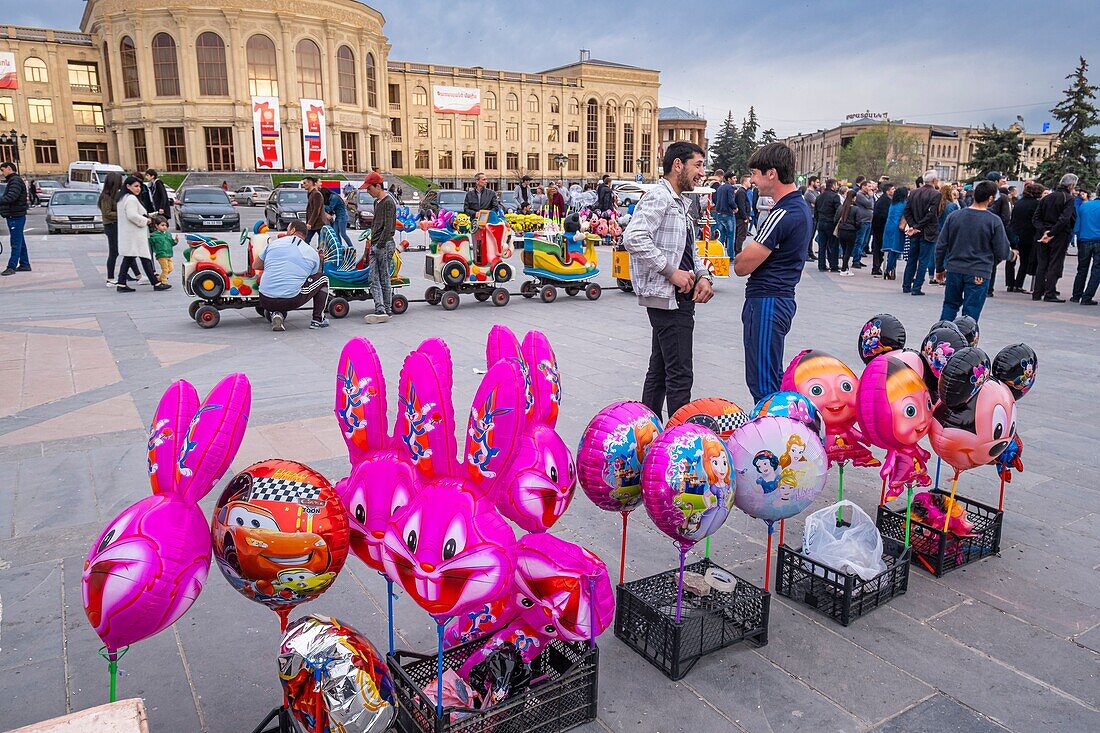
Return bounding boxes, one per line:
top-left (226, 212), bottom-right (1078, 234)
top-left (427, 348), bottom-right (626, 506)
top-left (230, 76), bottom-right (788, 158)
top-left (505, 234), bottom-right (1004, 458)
top-left (116, 285), bottom-right (136, 292)
top-left (0, 268), bottom-right (14, 276)
top-left (830, 269), bottom-right (840, 273)
top-left (871, 270), bottom-right (882, 276)
top-left (852, 262), bottom-right (865, 269)
top-left (911, 290), bottom-right (925, 296)
top-left (1043, 296), bottom-right (1066, 303)
top-left (987, 292), bottom-right (995, 298)
top-left (153, 283), bottom-right (171, 291)
top-left (1082, 299), bottom-right (1098, 306)
top-left (15, 265), bottom-right (31, 272)
top-left (1070, 296), bottom-right (1081, 303)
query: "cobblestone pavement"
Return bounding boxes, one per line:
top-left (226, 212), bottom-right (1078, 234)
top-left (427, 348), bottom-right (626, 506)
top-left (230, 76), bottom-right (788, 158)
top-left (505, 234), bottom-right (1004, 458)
top-left (1, 208), bottom-right (1098, 732)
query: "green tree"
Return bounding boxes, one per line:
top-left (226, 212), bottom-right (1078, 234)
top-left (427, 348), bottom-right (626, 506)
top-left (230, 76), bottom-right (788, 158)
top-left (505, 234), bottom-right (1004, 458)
top-left (761, 128), bottom-right (777, 145)
top-left (836, 125), bottom-right (923, 182)
top-left (709, 111), bottom-right (739, 173)
top-left (728, 106), bottom-right (759, 175)
top-left (1036, 56), bottom-right (1100, 190)
top-left (968, 124), bottom-right (1033, 181)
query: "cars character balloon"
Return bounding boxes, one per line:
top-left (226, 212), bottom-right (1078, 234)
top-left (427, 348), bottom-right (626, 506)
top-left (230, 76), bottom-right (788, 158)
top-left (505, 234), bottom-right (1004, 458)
top-left (83, 374), bottom-right (250, 700)
top-left (857, 313), bottom-right (906, 364)
top-left (781, 349), bottom-right (879, 468)
top-left (666, 396), bottom-right (749, 440)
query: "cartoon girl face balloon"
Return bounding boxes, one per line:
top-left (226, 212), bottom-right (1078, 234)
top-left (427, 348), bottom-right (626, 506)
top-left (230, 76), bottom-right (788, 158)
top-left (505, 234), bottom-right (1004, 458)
top-left (857, 356), bottom-right (934, 502)
top-left (577, 402), bottom-right (663, 513)
top-left (781, 350), bottom-right (879, 467)
top-left (728, 416), bottom-right (827, 524)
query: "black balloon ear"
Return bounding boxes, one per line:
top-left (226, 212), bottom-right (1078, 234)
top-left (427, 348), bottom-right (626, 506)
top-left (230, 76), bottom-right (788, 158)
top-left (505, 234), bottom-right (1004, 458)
top-left (858, 313), bottom-right (906, 364)
top-left (992, 343), bottom-right (1038, 399)
top-left (928, 320), bottom-right (961, 337)
top-left (937, 347), bottom-right (991, 408)
top-left (953, 316), bottom-right (980, 347)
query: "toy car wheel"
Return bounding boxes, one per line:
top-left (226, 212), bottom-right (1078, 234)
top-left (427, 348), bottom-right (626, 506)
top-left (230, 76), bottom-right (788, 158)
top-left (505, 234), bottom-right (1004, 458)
top-left (195, 305), bottom-right (221, 329)
top-left (617, 278), bottom-right (634, 292)
top-left (441, 291), bottom-right (460, 311)
top-left (190, 270), bottom-right (225, 300)
top-left (540, 285), bottom-right (557, 303)
top-left (328, 297), bottom-right (350, 319)
top-left (474, 290), bottom-right (491, 302)
top-left (493, 262), bottom-right (512, 283)
top-left (520, 281), bottom-right (536, 299)
top-left (425, 286), bottom-right (442, 306)
top-left (391, 294), bottom-right (409, 315)
top-left (255, 306), bottom-right (266, 317)
top-left (585, 283), bottom-right (603, 301)
top-left (565, 286), bottom-right (580, 297)
top-left (188, 300), bottom-right (203, 321)
top-left (442, 261), bottom-right (467, 286)
top-left (492, 288), bottom-right (510, 307)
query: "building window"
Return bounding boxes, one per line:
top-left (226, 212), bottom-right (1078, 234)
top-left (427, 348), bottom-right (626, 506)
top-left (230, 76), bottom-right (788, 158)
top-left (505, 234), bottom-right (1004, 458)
top-left (341, 131), bottom-right (359, 171)
top-left (120, 36), bottom-right (140, 98)
top-left (462, 151), bottom-right (476, 170)
top-left (336, 46), bottom-right (357, 105)
top-left (567, 125), bottom-right (579, 143)
top-left (485, 121), bottom-right (498, 140)
top-left (569, 98), bottom-right (580, 115)
top-left (23, 57), bottom-right (47, 83)
top-left (505, 92), bottom-right (519, 111)
top-left (640, 130), bottom-right (652, 174)
top-left (73, 103), bottom-right (105, 131)
top-left (33, 139), bottom-right (59, 165)
top-left (102, 42), bottom-right (114, 102)
top-left (623, 104), bottom-right (635, 172)
top-left (548, 125), bottom-right (559, 143)
top-left (365, 53), bottom-right (377, 108)
top-left (162, 127), bottom-right (188, 171)
top-left (369, 135), bottom-right (378, 169)
top-left (527, 94), bottom-right (540, 113)
top-left (67, 61), bottom-right (101, 93)
top-left (0, 141), bottom-right (15, 163)
top-left (439, 150), bottom-right (453, 169)
top-left (196, 32), bottom-right (228, 96)
top-left (246, 35), bottom-right (279, 97)
top-left (484, 151), bottom-right (498, 170)
top-left (437, 119), bottom-right (453, 139)
top-left (605, 102), bottom-right (617, 172)
top-left (586, 98), bottom-right (599, 174)
top-left (388, 83), bottom-right (400, 107)
top-left (77, 142), bottom-right (109, 163)
top-left (389, 117), bottom-right (401, 141)
top-left (28, 98), bottom-right (53, 124)
top-left (132, 128), bottom-right (148, 172)
top-left (505, 123), bottom-right (518, 141)
top-left (484, 91), bottom-right (496, 111)
top-left (414, 149), bottom-right (429, 169)
top-left (412, 86), bottom-right (427, 106)
top-left (549, 96), bottom-right (560, 114)
top-left (150, 33), bottom-right (180, 96)
top-left (527, 125), bottom-right (539, 142)
top-left (204, 127), bottom-right (235, 171)
top-left (567, 153), bottom-right (579, 171)
top-left (527, 153), bottom-right (539, 171)
top-left (506, 152), bottom-right (519, 170)
top-left (296, 38), bottom-right (323, 99)
top-left (391, 150), bottom-right (402, 169)
top-left (461, 119), bottom-right (476, 139)
top-left (0, 97), bottom-right (13, 123)
top-left (414, 118), bottom-right (428, 137)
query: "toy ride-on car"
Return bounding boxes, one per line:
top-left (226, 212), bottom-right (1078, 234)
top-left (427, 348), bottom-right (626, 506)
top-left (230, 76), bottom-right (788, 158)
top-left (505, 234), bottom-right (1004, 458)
top-left (182, 225), bottom-right (272, 328)
top-left (317, 225), bottom-right (409, 319)
top-left (612, 227), bottom-right (729, 293)
top-left (423, 209), bottom-right (513, 310)
top-left (515, 212), bottom-right (603, 303)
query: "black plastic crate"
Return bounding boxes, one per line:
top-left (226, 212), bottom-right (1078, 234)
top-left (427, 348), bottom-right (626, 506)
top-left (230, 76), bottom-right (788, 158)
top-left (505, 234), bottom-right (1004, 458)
top-left (388, 635), bottom-right (598, 733)
top-left (775, 536), bottom-right (911, 626)
top-left (876, 489), bottom-right (1003, 577)
top-left (613, 558), bottom-right (769, 681)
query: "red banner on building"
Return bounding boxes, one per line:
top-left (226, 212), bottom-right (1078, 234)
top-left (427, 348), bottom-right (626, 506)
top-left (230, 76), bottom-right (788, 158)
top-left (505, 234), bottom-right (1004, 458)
top-left (300, 99), bottom-right (328, 171)
top-left (251, 96), bottom-right (283, 169)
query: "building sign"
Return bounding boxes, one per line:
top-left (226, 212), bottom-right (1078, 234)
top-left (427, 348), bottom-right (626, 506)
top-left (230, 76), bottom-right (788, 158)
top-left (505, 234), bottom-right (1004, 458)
top-left (432, 85), bottom-right (481, 115)
top-left (0, 52), bottom-right (17, 90)
top-left (845, 111), bottom-right (889, 121)
top-left (252, 96), bottom-right (283, 170)
top-left (300, 99), bottom-right (328, 170)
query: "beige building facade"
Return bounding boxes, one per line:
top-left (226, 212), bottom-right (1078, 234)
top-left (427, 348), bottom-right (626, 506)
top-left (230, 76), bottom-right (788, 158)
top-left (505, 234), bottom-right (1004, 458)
top-left (658, 106), bottom-right (708, 156)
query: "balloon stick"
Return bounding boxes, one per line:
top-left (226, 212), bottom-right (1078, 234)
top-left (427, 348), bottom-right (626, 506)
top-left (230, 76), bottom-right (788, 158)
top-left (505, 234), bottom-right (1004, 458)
top-left (905, 486), bottom-right (914, 547)
top-left (436, 621), bottom-right (446, 719)
top-left (618, 511), bottom-right (629, 586)
top-left (387, 578), bottom-right (395, 656)
top-left (934, 456), bottom-right (942, 491)
top-left (704, 536), bottom-right (711, 559)
top-left (998, 476), bottom-right (1006, 513)
top-left (779, 519), bottom-right (785, 547)
top-left (836, 464), bottom-right (845, 523)
top-left (943, 470), bottom-right (961, 534)
top-left (108, 653), bottom-right (117, 703)
top-left (674, 548), bottom-right (687, 624)
top-left (587, 576), bottom-right (598, 650)
top-left (763, 522), bottom-right (775, 592)
top-left (879, 476), bottom-right (887, 507)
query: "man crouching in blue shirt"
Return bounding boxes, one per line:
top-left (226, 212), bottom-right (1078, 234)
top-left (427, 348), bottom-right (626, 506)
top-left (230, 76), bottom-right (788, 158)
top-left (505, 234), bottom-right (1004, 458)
top-left (733, 143), bottom-right (813, 403)
top-left (256, 219), bottom-right (331, 331)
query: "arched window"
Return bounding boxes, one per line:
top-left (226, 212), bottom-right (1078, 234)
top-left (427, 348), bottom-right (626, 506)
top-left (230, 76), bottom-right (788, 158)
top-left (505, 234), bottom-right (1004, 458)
top-left (23, 57), bottom-right (47, 83)
top-left (605, 101), bottom-right (618, 172)
top-left (119, 36), bottom-right (140, 99)
top-left (296, 38), bottom-right (322, 99)
top-left (102, 42), bottom-right (114, 102)
top-left (505, 92), bottom-right (519, 112)
top-left (484, 91), bottom-right (497, 111)
top-left (527, 94), bottom-right (540, 113)
top-left (195, 32), bottom-right (228, 96)
top-left (641, 103), bottom-right (653, 127)
top-left (246, 34), bottom-right (278, 97)
top-left (622, 102), bottom-right (635, 173)
top-left (569, 97), bottom-right (580, 115)
top-left (151, 33), bottom-right (180, 96)
top-left (337, 45), bottom-right (357, 105)
top-left (549, 96), bottom-right (560, 114)
top-left (364, 53), bottom-right (377, 108)
top-left (412, 85), bottom-right (427, 106)
top-left (585, 98), bottom-right (599, 174)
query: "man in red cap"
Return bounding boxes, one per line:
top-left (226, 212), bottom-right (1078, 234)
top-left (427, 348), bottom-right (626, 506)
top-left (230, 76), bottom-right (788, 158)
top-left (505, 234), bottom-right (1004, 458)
top-left (364, 171), bottom-right (396, 323)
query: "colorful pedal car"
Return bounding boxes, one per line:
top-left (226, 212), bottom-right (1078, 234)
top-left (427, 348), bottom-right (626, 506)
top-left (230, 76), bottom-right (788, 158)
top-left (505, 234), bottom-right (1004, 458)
top-left (318, 225), bottom-right (410, 318)
top-left (182, 226), bottom-right (271, 328)
top-left (518, 213), bottom-right (602, 303)
top-left (423, 209), bottom-right (514, 310)
top-left (612, 235), bottom-right (729, 293)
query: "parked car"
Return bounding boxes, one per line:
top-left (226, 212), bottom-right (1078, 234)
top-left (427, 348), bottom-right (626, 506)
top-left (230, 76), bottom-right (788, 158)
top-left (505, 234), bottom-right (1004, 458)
top-left (437, 189), bottom-right (466, 214)
top-left (500, 191), bottom-right (519, 213)
top-left (233, 185), bottom-right (272, 206)
top-left (174, 186), bottom-right (240, 232)
top-left (276, 181), bottom-right (304, 189)
top-left (263, 189), bottom-right (310, 231)
top-left (344, 188), bottom-right (377, 230)
top-left (46, 189), bottom-right (104, 234)
top-left (35, 179), bottom-right (63, 204)
top-left (611, 181), bottom-right (656, 208)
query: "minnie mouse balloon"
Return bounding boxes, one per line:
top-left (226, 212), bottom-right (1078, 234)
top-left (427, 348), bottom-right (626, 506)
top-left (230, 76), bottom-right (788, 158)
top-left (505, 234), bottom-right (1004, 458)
top-left (857, 356), bottom-right (933, 501)
top-left (577, 402), bottom-right (662, 513)
top-left (992, 343), bottom-right (1037, 400)
top-left (728, 416), bottom-right (827, 524)
top-left (921, 327), bottom-right (968, 380)
top-left (953, 316), bottom-right (980, 347)
top-left (937, 347), bottom-right (991, 408)
top-left (857, 313), bottom-right (906, 364)
top-left (642, 424), bottom-right (735, 550)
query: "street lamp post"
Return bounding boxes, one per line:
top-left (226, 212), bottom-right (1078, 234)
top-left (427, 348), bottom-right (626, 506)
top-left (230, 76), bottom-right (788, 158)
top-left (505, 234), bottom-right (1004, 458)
top-left (554, 153), bottom-right (567, 183)
top-left (636, 157), bottom-right (645, 182)
top-left (0, 129), bottom-right (29, 165)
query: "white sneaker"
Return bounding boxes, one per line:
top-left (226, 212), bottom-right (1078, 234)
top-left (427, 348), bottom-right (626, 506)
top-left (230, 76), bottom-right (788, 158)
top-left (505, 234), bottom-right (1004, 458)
top-left (106, 279), bottom-right (116, 287)
top-left (839, 270), bottom-right (854, 277)
top-left (364, 311), bottom-right (390, 324)
top-left (271, 314), bottom-right (286, 331)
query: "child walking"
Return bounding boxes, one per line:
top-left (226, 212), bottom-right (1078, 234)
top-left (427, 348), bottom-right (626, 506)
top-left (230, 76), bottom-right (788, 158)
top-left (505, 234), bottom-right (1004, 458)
top-left (149, 215), bottom-right (177, 285)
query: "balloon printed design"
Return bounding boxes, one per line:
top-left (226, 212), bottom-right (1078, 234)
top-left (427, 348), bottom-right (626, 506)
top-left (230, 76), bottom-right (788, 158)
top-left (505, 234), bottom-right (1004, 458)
top-left (728, 416), bottom-right (828, 524)
top-left (992, 343), bottom-right (1038, 400)
top-left (953, 315), bottom-right (980, 347)
top-left (891, 348), bottom-right (939, 396)
top-left (577, 402), bottom-right (663, 513)
top-left (83, 375), bottom-right (251, 653)
top-left (642, 424), bottom-right (735, 549)
top-left (857, 313), bottom-right (906, 364)
top-left (920, 326), bottom-right (968, 380)
top-left (930, 378), bottom-right (1016, 473)
top-left (666, 396), bottom-right (749, 440)
top-left (750, 390), bottom-right (824, 440)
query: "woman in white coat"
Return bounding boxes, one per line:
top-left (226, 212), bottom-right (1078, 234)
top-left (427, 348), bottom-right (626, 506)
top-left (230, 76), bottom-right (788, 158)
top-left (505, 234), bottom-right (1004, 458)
top-left (117, 176), bottom-right (170, 292)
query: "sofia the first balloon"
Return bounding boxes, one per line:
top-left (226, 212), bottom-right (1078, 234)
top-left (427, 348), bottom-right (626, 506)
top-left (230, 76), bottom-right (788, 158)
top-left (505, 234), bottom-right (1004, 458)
top-left (577, 402), bottom-right (663, 513)
top-left (727, 416), bottom-right (827, 524)
top-left (641, 424), bottom-right (735, 549)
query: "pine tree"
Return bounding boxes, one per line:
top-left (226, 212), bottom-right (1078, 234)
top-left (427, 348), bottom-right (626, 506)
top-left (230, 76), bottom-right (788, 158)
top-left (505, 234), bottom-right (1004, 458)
top-left (710, 111), bottom-right (739, 173)
top-left (761, 128), bottom-right (777, 145)
top-left (728, 106), bottom-right (760, 176)
top-left (1036, 56), bottom-right (1100, 190)
top-left (968, 124), bottom-right (1033, 181)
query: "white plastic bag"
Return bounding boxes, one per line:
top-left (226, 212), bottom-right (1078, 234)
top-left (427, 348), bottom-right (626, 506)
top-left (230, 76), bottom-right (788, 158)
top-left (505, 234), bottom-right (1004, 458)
top-left (802, 500), bottom-right (887, 580)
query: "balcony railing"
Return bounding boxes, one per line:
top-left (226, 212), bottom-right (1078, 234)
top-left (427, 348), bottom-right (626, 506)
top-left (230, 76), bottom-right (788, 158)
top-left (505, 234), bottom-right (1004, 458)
top-left (75, 124), bottom-right (106, 133)
top-left (389, 102), bottom-right (401, 111)
top-left (390, 135), bottom-right (402, 143)
top-left (70, 83), bottom-right (101, 94)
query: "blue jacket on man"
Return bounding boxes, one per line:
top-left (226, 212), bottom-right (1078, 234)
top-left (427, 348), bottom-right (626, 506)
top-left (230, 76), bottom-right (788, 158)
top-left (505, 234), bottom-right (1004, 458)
top-left (714, 182), bottom-right (736, 215)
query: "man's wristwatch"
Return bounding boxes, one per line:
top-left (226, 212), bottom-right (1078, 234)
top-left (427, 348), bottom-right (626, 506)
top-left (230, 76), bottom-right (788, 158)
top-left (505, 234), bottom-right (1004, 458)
top-left (698, 272), bottom-right (714, 282)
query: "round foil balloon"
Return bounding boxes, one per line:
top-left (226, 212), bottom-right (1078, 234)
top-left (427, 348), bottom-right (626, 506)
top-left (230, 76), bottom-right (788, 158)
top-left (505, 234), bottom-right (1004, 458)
top-left (577, 402), bottom-right (663, 513)
top-left (992, 343), bottom-right (1037, 400)
top-left (728, 416), bottom-right (827, 523)
top-left (921, 327), bottom-right (968, 380)
top-left (750, 391), bottom-right (824, 439)
top-left (666, 397), bottom-right (749, 440)
top-left (953, 315), bottom-right (980, 347)
top-left (279, 614), bottom-right (395, 733)
top-left (937, 347), bottom-right (991, 408)
top-left (642, 424), bottom-right (735, 549)
top-left (212, 459), bottom-right (350, 624)
top-left (891, 348), bottom-right (939, 396)
top-left (930, 379), bottom-right (1016, 473)
top-left (858, 313), bottom-right (906, 364)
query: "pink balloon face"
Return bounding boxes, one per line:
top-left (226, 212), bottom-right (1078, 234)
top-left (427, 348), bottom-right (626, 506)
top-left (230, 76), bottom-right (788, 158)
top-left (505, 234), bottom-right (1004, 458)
top-left (496, 427), bottom-right (576, 533)
top-left (783, 350), bottom-right (859, 429)
top-left (888, 386), bottom-right (934, 446)
top-left (931, 380), bottom-right (1017, 472)
top-left (577, 403), bottom-right (663, 513)
top-left (513, 535), bottom-right (614, 643)
top-left (339, 455), bottom-right (418, 573)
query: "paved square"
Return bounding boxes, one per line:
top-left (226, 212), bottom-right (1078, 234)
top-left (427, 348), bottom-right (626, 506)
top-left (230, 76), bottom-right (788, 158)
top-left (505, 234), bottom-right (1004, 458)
top-left (1, 209), bottom-right (1098, 732)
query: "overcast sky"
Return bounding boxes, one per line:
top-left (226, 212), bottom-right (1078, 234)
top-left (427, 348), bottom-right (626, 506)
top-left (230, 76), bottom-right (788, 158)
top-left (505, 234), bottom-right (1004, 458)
top-left (16, 0), bottom-right (1100, 137)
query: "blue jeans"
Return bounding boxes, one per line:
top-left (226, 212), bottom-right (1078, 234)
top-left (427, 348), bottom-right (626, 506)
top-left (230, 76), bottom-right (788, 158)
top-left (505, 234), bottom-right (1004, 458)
top-left (1072, 239), bottom-right (1100, 301)
top-left (333, 212), bottom-right (354, 250)
top-left (5, 215), bottom-right (29, 269)
top-left (940, 272), bottom-right (990, 321)
top-left (902, 239), bottom-right (935, 293)
top-left (885, 250), bottom-right (900, 274)
top-left (853, 221), bottom-right (871, 265)
top-left (715, 213), bottom-right (737, 259)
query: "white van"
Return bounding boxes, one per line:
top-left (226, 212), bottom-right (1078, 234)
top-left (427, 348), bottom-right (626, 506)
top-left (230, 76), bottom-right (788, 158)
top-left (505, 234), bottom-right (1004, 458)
top-left (67, 161), bottom-right (126, 191)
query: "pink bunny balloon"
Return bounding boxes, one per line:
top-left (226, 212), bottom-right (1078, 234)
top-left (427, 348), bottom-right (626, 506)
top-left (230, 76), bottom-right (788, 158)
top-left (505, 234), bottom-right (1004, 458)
top-left (82, 374), bottom-right (251, 654)
top-left (333, 338), bottom-right (418, 574)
